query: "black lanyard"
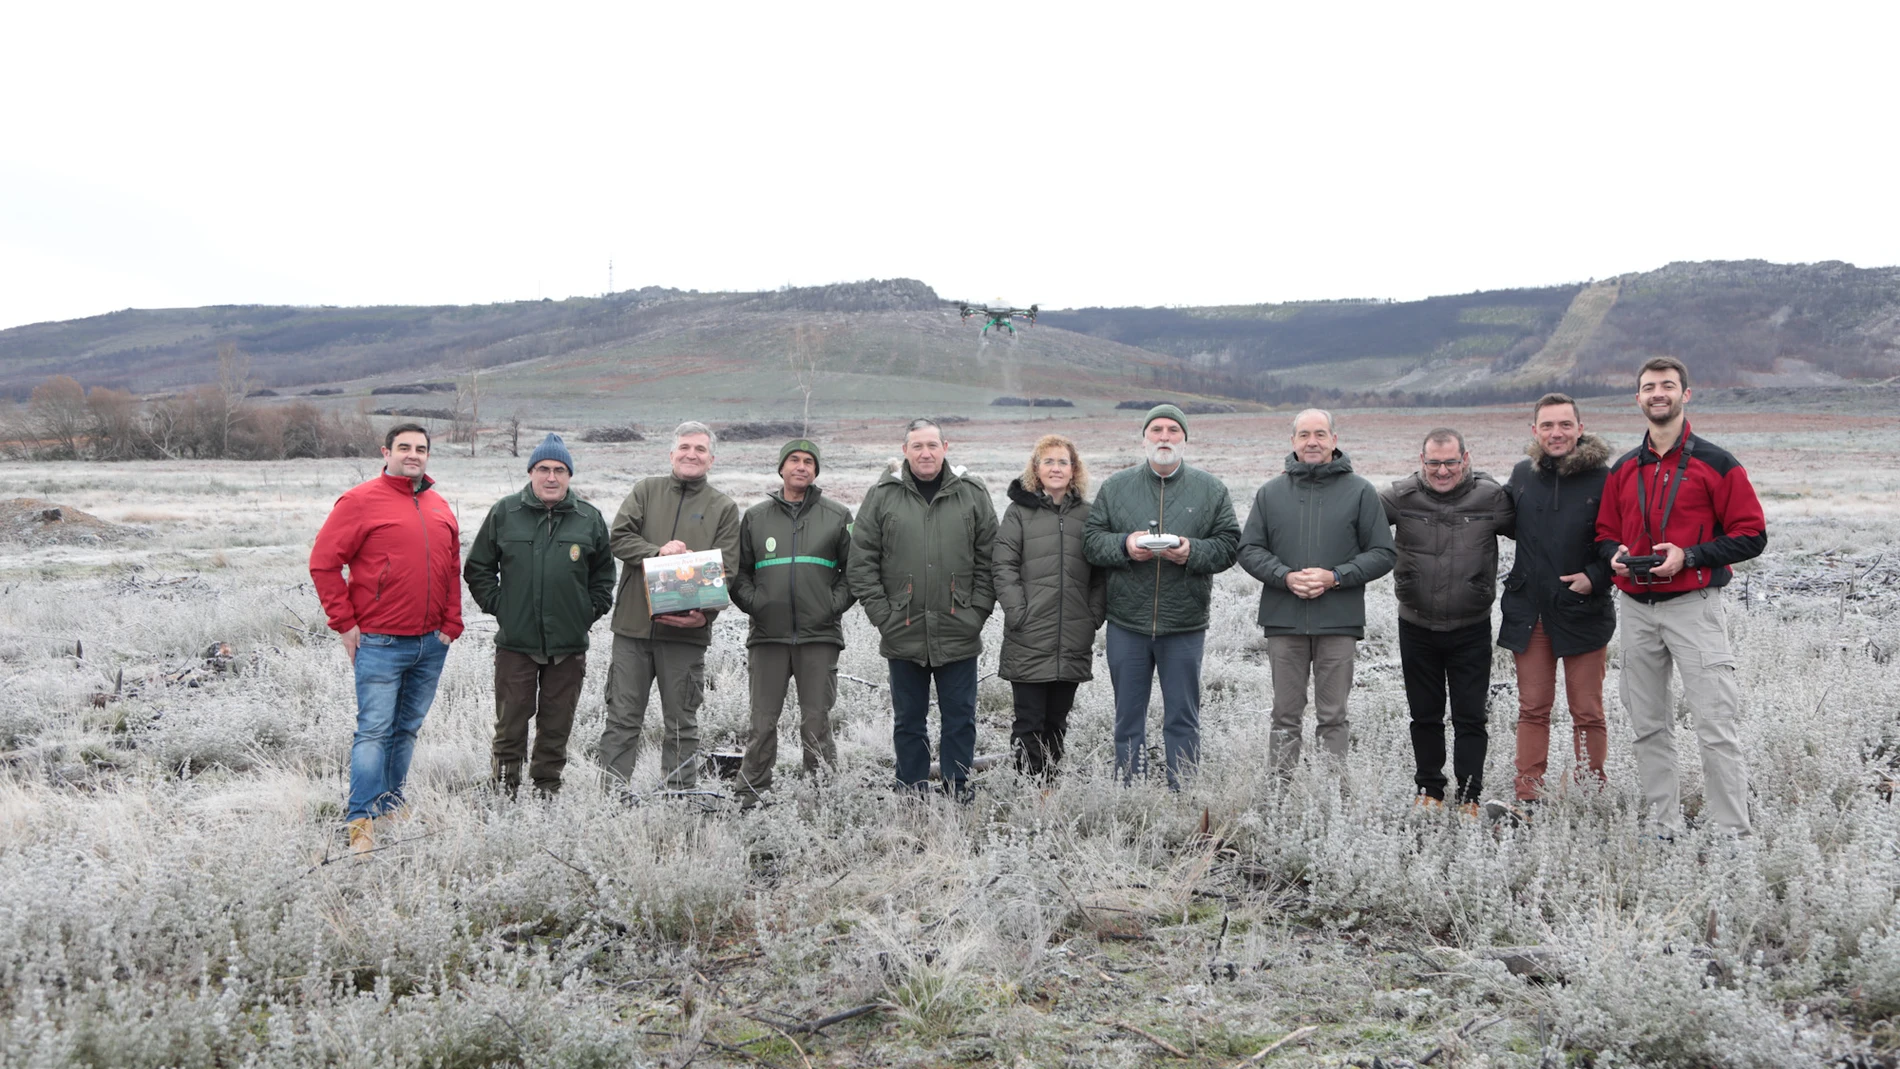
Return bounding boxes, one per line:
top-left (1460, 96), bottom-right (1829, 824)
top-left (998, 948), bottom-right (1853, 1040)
top-left (1635, 437), bottom-right (1691, 550)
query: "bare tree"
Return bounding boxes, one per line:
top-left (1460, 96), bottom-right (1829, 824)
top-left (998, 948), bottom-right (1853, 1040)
top-left (790, 323), bottom-right (826, 438)
top-left (29, 375), bottom-right (87, 458)
top-left (450, 369), bottom-right (481, 455)
top-left (507, 411), bottom-right (522, 457)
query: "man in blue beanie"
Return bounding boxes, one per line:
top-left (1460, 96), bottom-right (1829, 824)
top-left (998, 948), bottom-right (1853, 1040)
top-left (464, 433), bottom-right (616, 795)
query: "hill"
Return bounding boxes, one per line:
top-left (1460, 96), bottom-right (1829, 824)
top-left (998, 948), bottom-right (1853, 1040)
top-left (3, 262), bottom-right (1897, 416)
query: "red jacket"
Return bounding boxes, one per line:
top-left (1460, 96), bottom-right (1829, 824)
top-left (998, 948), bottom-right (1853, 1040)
top-left (1594, 420), bottom-right (1766, 599)
top-left (310, 472), bottom-right (465, 638)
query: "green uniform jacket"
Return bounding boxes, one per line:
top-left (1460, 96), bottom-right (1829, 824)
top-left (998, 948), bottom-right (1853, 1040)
top-left (608, 474), bottom-right (741, 647)
top-left (729, 486), bottom-right (856, 648)
top-left (1380, 470), bottom-right (1515, 632)
top-left (1082, 462), bottom-right (1241, 636)
top-left (1237, 449), bottom-right (1396, 638)
top-left (463, 485), bottom-right (616, 658)
top-left (995, 481), bottom-right (1108, 683)
top-left (847, 463), bottom-right (998, 665)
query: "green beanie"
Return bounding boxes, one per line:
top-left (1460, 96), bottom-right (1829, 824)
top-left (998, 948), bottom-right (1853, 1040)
top-left (1143, 404), bottom-right (1189, 440)
top-left (778, 438), bottom-right (821, 477)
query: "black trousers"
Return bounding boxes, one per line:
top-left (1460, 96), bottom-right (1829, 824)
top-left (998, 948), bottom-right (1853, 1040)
top-left (1398, 619), bottom-right (1492, 801)
top-left (1010, 680), bottom-right (1080, 778)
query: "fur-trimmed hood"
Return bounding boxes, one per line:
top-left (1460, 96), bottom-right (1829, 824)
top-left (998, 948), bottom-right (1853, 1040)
top-left (1526, 432), bottom-right (1611, 477)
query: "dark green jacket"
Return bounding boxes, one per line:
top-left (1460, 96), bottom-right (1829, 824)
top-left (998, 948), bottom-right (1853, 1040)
top-left (995, 481), bottom-right (1108, 683)
top-left (847, 462), bottom-right (998, 665)
top-left (729, 486), bottom-right (856, 648)
top-left (1381, 470), bottom-right (1514, 631)
top-left (1237, 450), bottom-right (1396, 638)
top-left (609, 474), bottom-right (741, 647)
top-left (463, 485), bottom-right (615, 658)
top-left (1082, 461), bottom-right (1241, 636)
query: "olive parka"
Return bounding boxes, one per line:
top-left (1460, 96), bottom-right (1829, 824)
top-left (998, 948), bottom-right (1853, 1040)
top-left (1082, 461), bottom-right (1241, 636)
top-left (847, 462), bottom-right (998, 666)
top-left (728, 486), bottom-right (856, 648)
top-left (463, 484), bottom-right (616, 659)
top-left (1498, 433), bottom-right (1616, 658)
top-left (608, 474), bottom-right (741, 647)
top-left (1237, 449), bottom-right (1396, 638)
top-left (994, 480), bottom-right (1109, 683)
top-left (1380, 468), bottom-right (1515, 632)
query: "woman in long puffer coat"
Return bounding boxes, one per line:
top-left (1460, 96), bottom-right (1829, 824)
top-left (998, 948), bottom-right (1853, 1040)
top-left (993, 434), bottom-right (1108, 777)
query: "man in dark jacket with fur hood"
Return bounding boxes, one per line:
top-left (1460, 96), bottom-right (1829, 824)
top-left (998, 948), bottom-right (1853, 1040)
top-left (1495, 393), bottom-right (1615, 817)
top-left (1381, 428), bottom-right (1513, 811)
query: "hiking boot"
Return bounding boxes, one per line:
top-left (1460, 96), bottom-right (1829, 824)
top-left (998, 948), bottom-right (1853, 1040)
top-left (1412, 794), bottom-right (1445, 811)
top-left (1457, 801), bottom-right (1481, 820)
top-left (347, 817), bottom-right (375, 855)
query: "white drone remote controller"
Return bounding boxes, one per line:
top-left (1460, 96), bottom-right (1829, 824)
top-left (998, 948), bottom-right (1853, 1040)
top-left (1136, 533), bottom-right (1182, 550)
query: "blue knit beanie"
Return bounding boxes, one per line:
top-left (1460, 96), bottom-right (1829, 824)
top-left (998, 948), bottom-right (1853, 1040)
top-left (527, 433), bottom-right (574, 474)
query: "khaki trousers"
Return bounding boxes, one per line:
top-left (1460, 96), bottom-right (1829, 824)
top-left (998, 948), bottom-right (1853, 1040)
top-left (1617, 590), bottom-right (1750, 834)
top-left (492, 649), bottom-right (587, 794)
top-left (736, 642), bottom-right (840, 797)
top-left (1268, 634), bottom-right (1358, 772)
top-left (600, 634), bottom-right (706, 789)
top-left (1511, 621), bottom-right (1608, 801)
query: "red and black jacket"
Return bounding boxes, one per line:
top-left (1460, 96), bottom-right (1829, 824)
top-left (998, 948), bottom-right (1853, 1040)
top-left (1594, 420), bottom-right (1766, 601)
top-left (310, 471), bottom-right (465, 638)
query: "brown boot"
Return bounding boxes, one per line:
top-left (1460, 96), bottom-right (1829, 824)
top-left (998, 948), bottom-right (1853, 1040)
top-left (347, 817), bottom-right (375, 855)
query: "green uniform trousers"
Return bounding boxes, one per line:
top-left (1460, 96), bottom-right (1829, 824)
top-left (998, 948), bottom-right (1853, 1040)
top-left (600, 634), bottom-right (706, 789)
top-left (736, 642), bottom-right (841, 797)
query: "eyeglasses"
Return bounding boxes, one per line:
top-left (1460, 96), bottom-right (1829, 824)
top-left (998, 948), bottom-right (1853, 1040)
top-left (1421, 459), bottom-right (1464, 470)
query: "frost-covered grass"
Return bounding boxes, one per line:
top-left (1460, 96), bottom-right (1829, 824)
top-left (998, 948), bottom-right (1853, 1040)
top-left (2, 415), bottom-right (1899, 1067)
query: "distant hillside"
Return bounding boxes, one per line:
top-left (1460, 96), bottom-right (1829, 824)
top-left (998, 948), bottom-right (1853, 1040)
top-left (1043, 260), bottom-right (1900, 400)
top-left (3, 261), bottom-right (1896, 410)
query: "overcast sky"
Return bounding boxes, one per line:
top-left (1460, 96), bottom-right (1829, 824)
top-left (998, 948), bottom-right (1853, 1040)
top-left (2, 3), bottom-right (1894, 331)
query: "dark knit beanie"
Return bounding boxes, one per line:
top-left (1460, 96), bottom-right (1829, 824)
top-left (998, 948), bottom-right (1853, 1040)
top-left (778, 438), bottom-right (821, 477)
top-left (527, 433), bottom-right (574, 474)
top-left (1143, 403), bottom-right (1189, 440)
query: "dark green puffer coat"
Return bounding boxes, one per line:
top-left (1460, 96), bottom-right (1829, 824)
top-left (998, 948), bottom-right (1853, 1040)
top-left (1082, 461), bottom-right (1241, 636)
top-left (1237, 450), bottom-right (1396, 638)
top-left (994, 481), bottom-right (1108, 682)
top-left (729, 486), bottom-right (856, 648)
top-left (847, 463), bottom-right (998, 665)
top-left (463, 485), bottom-right (616, 658)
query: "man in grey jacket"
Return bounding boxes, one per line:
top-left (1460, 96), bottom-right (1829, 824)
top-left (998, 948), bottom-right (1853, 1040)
top-left (1238, 409), bottom-right (1396, 773)
top-left (1380, 428), bottom-right (1514, 811)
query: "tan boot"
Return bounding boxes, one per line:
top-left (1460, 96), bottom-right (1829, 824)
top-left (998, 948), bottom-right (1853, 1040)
top-left (347, 817), bottom-right (375, 855)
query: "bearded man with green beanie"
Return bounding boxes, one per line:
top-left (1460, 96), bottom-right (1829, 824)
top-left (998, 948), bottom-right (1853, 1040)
top-left (1083, 403), bottom-right (1241, 789)
top-left (600, 421), bottom-right (740, 790)
top-left (464, 433), bottom-right (615, 795)
top-left (730, 439), bottom-right (856, 803)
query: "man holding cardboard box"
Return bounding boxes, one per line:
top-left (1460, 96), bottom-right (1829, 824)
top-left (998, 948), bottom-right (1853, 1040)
top-left (600, 421), bottom-right (741, 790)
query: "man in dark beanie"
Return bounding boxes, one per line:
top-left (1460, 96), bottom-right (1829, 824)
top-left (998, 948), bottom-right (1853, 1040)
top-left (464, 433), bottom-right (615, 795)
top-left (729, 439), bottom-right (856, 804)
top-left (1084, 403), bottom-right (1241, 788)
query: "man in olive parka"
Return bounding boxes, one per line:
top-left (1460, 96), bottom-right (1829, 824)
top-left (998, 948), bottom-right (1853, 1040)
top-left (847, 418), bottom-right (998, 797)
top-left (1083, 404), bottom-right (1241, 788)
top-left (1238, 409), bottom-right (1396, 773)
top-left (464, 434), bottom-right (615, 795)
top-left (730, 439), bottom-right (855, 800)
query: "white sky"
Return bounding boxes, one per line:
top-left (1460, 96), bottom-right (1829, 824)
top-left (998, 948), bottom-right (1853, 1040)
top-left (2, 3), bottom-right (1895, 331)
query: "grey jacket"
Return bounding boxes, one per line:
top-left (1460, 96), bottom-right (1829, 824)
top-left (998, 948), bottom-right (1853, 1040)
top-left (1380, 470), bottom-right (1515, 631)
top-left (608, 474), bottom-right (741, 646)
top-left (1237, 450), bottom-right (1396, 638)
top-left (1082, 461), bottom-right (1241, 636)
top-left (995, 481), bottom-right (1108, 683)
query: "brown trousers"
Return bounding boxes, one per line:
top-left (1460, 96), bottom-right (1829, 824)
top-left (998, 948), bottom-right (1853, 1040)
top-left (737, 642), bottom-right (840, 797)
top-left (1511, 621), bottom-right (1608, 801)
top-left (1267, 634), bottom-right (1358, 772)
top-left (492, 649), bottom-right (588, 793)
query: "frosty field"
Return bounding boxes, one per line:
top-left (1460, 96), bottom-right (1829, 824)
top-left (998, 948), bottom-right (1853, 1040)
top-left (2, 407), bottom-right (1899, 1068)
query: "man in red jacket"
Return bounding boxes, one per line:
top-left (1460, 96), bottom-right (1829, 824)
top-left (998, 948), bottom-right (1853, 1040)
top-left (309, 423), bottom-right (464, 852)
top-left (1596, 357), bottom-right (1766, 837)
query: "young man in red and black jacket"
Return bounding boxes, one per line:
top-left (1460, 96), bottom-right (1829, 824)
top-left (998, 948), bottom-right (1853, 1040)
top-left (310, 423), bottom-right (464, 852)
top-left (1595, 356), bottom-right (1766, 837)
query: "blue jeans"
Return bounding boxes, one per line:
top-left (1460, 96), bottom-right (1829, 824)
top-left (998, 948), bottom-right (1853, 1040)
top-left (349, 631), bottom-right (450, 820)
top-left (888, 657), bottom-right (978, 792)
top-left (1106, 623), bottom-right (1205, 788)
